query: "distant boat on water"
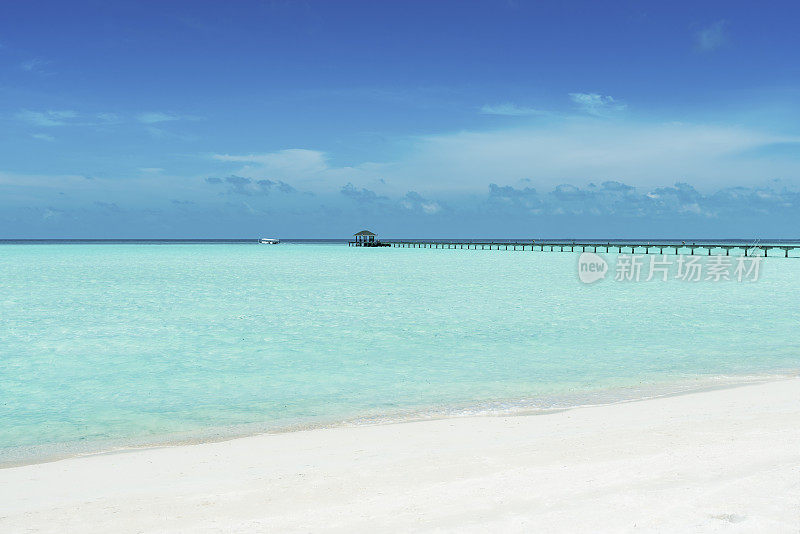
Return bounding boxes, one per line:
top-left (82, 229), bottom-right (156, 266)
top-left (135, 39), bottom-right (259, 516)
top-left (259, 238), bottom-right (280, 244)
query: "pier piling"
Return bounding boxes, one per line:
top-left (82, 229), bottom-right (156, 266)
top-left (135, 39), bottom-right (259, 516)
top-left (379, 240), bottom-right (798, 258)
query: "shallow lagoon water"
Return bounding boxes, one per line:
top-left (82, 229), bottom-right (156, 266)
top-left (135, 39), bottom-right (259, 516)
top-left (1, 243), bottom-right (799, 465)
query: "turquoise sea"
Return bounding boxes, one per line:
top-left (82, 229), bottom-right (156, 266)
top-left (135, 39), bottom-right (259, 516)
top-left (2, 243), bottom-right (799, 466)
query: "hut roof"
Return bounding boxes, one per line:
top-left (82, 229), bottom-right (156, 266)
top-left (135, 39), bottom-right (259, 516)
top-left (353, 230), bottom-right (376, 236)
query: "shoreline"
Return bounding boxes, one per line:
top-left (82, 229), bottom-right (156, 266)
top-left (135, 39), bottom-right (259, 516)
top-left (2, 377), bottom-right (799, 532)
top-left (3, 369), bottom-right (798, 470)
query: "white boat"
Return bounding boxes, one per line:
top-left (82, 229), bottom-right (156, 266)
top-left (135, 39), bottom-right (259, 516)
top-left (259, 238), bottom-right (280, 244)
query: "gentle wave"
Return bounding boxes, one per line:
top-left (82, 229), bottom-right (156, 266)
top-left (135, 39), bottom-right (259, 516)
top-left (3, 370), bottom-right (797, 469)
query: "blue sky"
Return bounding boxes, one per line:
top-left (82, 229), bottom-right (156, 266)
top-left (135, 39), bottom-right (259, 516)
top-left (2, 0), bottom-right (799, 238)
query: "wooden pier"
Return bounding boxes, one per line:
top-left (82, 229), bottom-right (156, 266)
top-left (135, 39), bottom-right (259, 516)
top-left (373, 241), bottom-right (800, 258)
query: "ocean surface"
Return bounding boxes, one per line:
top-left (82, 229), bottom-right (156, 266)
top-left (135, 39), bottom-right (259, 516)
top-left (2, 242), bottom-right (799, 466)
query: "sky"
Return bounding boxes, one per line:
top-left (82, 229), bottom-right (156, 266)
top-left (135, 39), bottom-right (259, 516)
top-left (1, 0), bottom-right (799, 238)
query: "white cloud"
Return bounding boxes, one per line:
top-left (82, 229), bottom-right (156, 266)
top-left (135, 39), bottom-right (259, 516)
top-left (31, 133), bottom-right (55, 142)
top-left (137, 112), bottom-right (180, 124)
top-left (96, 113), bottom-right (121, 123)
top-left (214, 149), bottom-right (329, 175)
top-left (381, 120), bottom-right (800, 193)
top-left (569, 93), bottom-right (626, 115)
top-left (16, 110), bottom-right (78, 127)
top-left (0, 171), bottom-right (97, 189)
top-left (696, 20), bottom-right (728, 51)
top-left (145, 127), bottom-right (198, 141)
top-left (480, 103), bottom-right (544, 116)
top-left (212, 149), bottom-right (390, 193)
top-left (0, 170), bottom-right (203, 207)
top-left (16, 109), bottom-right (128, 130)
top-left (137, 112), bottom-right (202, 124)
top-left (208, 111), bottom-right (800, 198)
top-left (20, 58), bottom-right (50, 73)
top-left (401, 191), bottom-right (441, 214)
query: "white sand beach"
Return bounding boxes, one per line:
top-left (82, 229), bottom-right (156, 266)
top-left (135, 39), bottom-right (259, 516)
top-left (2, 378), bottom-right (799, 533)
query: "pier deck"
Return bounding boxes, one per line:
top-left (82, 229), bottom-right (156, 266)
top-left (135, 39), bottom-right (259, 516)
top-left (348, 241), bottom-right (800, 258)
